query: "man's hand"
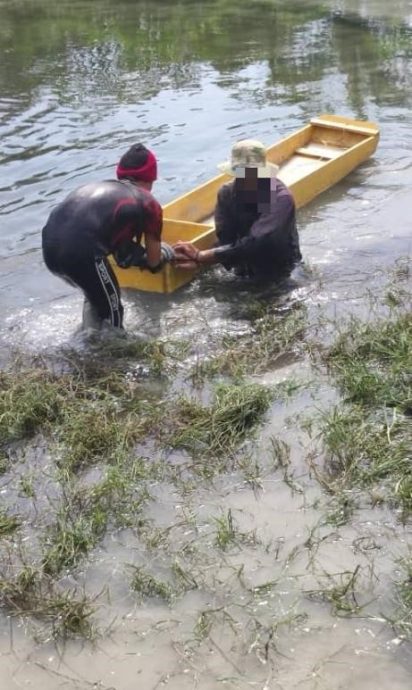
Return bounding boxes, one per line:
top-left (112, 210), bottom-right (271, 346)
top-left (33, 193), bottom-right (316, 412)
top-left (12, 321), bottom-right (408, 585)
top-left (172, 241), bottom-right (200, 270)
top-left (114, 241), bottom-right (146, 268)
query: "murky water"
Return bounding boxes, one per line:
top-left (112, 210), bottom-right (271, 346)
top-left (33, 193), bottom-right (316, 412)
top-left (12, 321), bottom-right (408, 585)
top-left (0, 0), bottom-right (411, 688)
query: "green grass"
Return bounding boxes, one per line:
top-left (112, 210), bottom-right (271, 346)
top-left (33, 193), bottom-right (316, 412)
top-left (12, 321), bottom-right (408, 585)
top-left (0, 565), bottom-right (96, 639)
top-left (325, 313), bottom-right (411, 412)
top-left (192, 305), bottom-right (307, 381)
top-left (394, 554), bottom-right (412, 639)
top-left (214, 509), bottom-right (237, 550)
top-left (0, 510), bottom-right (20, 537)
top-left (57, 400), bottom-right (127, 473)
top-left (42, 512), bottom-right (106, 577)
top-left (0, 369), bottom-right (64, 443)
top-left (0, 452), bottom-right (8, 475)
top-left (0, 359), bottom-right (163, 475)
top-left (129, 565), bottom-right (174, 602)
top-left (315, 310), bottom-right (412, 518)
top-left (305, 566), bottom-right (363, 617)
top-left (169, 382), bottom-right (273, 457)
top-left (42, 464), bottom-right (152, 576)
top-left (316, 404), bottom-right (411, 515)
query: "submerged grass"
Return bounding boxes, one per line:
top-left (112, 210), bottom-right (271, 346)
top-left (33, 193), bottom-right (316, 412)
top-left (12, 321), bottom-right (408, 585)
top-left (394, 554), bottom-right (412, 639)
top-left (0, 263), bottom-right (409, 645)
top-left (169, 382), bottom-right (273, 456)
top-left (325, 312), bottom-right (411, 413)
top-left (0, 565), bottom-right (96, 639)
top-left (305, 566), bottom-right (363, 617)
top-left (314, 309), bottom-right (412, 518)
top-left (0, 357), bottom-right (163, 475)
top-left (129, 565), bottom-right (174, 603)
top-left (0, 369), bottom-right (64, 444)
top-left (42, 512), bottom-right (106, 577)
top-left (193, 305), bottom-right (307, 381)
top-left (0, 509), bottom-right (20, 537)
top-left (43, 464), bottom-right (152, 576)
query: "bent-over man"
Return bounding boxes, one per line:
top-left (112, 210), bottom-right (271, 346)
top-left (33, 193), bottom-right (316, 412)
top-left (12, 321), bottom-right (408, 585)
top-left (42, 143), bottom-right (173, 330)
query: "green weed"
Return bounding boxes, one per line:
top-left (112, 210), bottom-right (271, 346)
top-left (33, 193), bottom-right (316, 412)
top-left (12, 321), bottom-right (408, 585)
top-left (0, 565), bottom-right (96, 639)
top-left (325, 312), bottom-right (411, 413)
top-left (0, 369), bottom-right (63, 443)
top-left (394, 554), bottom-right (412, 639)
top-left (170, 382), bottom-right (273, 456)
top-left (0, 510), bottom-right (20, 537)
top-left (129, 565), bottom-right (174, 602)
top-left (214, 509), bottom-right (237, 550)
top-left (193, 306), bottom-right (306, 381)
top-left (305, 566), bottom-right (363, 617)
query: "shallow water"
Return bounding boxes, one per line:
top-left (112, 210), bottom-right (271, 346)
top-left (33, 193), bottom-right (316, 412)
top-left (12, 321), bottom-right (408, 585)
top-left (0, 0), bottom-right (411, 688)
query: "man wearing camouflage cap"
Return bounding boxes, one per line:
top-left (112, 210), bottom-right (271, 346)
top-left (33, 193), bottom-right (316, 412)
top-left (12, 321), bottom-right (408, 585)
top-left (173, 139), bottom-right (301, 280)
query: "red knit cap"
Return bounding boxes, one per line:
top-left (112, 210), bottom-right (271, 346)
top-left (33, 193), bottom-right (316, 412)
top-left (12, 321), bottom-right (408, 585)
top-left (116, 143), bottom-right (157, 182)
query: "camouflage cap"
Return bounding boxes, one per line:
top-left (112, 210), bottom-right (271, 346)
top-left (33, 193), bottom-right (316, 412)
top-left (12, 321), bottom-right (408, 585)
top-left (218, 139), bottom-right (279, 178)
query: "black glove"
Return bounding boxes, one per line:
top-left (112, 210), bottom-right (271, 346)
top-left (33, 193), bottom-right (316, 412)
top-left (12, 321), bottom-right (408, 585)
top-left (113, 241), bottom-right (146, 269)
top-left (115, 241), bottom-right (175, 273)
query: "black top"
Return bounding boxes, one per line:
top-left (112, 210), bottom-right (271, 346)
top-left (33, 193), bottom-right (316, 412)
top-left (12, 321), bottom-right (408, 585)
top-left (214, 177), bottom-right (301, 278)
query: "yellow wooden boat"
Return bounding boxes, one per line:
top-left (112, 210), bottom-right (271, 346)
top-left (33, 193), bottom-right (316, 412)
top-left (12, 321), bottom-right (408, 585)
top-left (111, 114), bottom-right (379, 293)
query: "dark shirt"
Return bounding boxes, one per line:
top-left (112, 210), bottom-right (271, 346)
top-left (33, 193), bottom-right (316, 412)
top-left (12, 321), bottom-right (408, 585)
top-left (42, 180), bottom-right (162, 260)
top-left (214, 177), bottom-right (301, 278)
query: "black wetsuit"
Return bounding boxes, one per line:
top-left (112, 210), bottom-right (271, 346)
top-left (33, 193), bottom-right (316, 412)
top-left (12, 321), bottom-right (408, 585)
top-left (42, 180), bottom-right (162, 328)
top-left (214, 178), bottom-right (301, 279)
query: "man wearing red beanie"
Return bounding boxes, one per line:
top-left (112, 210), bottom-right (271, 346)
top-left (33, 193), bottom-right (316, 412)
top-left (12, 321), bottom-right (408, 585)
top-left (42, 143), bottom-right (174, 330)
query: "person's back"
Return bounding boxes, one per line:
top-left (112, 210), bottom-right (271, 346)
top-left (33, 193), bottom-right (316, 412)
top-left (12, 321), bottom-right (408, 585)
top-left (42, 179), bottom-right (159, 262)
top-left (42, 143), bottom-right (166, 330)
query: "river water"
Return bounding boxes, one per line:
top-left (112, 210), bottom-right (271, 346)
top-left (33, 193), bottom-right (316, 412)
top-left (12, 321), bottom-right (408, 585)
top-left (0, 0), bottom-right (411, 688)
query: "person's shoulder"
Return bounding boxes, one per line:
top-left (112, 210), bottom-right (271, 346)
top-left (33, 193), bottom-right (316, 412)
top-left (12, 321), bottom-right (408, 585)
top-left (134, 187), bottom-right (162, 220)
top-left (134, 186), bottom-right (161, 207)
top-left (217, 180), bottom-right (234, 201)
top-left (273, 177), bottom-right (294, 198)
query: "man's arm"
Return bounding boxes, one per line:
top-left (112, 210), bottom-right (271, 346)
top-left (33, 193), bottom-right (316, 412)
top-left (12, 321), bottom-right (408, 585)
top-left (174, 192), bottom-right (296, 270)
top-left (145, 233), bottom-right (162, 268)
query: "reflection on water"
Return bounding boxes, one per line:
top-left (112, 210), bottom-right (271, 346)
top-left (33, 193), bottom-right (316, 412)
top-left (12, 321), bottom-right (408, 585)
top-left (0, 0), bottom-right (411, 688)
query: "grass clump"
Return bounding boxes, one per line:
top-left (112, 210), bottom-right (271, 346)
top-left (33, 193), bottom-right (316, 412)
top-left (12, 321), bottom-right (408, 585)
top-left (0, 452), bottom-right (9, 475)
top-left (43, 464), bottom-right (151, 576)
top-left (316, 404), bottom-right (411, 515)
top-left (193, 306), bottom-right (306, 381)
top-left (55, 388), bottom-right (162, 475)
top-left (315, 309), bottom-right (412, 518)
top-left (214, 509), bottom-right (237, 550)
top-left (57, 400), bottom-right (126, 474)
top-left (42, 512), bottom-right (106, 577)
top-left (325, 313), bottom-right (411, 412)
top-left (305, 566), bottom-right (363, 617)
top-left (0, 369), bottom-right (63, 444)
top-left (0, 565), bottom-right (96, 639)
top-left (394, 554), bottom-right (412, 639)
top-left (129, 565), bottom-right (174, 602)
top-left (0, 358), bottom-right (162, 475)
top-left (169, 382), bottom-right (273, 456)
top-left (0, 509), bottom-right (20, 537)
